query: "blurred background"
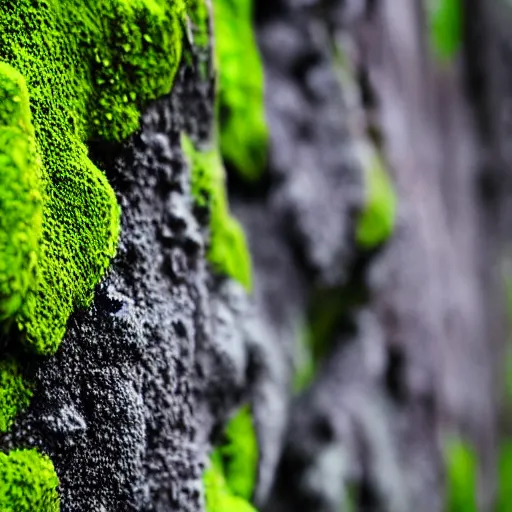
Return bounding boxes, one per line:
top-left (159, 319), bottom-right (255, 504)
top-left (241, 0), bottom-right (512, 510)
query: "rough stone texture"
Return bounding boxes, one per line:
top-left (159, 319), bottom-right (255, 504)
top-left (1, 0), bottom-right (510, 511)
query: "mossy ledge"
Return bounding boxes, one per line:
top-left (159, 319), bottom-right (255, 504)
top-left (0, 0), bottom-right (186, 355)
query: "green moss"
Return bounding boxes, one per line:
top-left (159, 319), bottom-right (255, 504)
top-left (212, 0), bottom-right (268, 181)
top-left (497, 441), bottom-right (512, 512)
top-left (427, 0), bottom-right (462, 61)
top-left (0, 0), bottom-right (186, 354)
top-left (203, 457), bottom-right (257, 512)
top-left (182, 134), bottom-right (252, 289)
top-left (444, 436), bottom-right (478, 512)
top-left (356, 151), bottom-right (396, 249)
top-left (188, 0), bottom-right (210, 50)
top-left (0, 359), bottom-right (33, 434)
top-left (0, 64), bottom-right (42, 322)
top-left (204, 406), bottom-right (258, 511)
top-left (294, 293), bottom-right (344, 392)
top-left (0, 448), bottom-right (60, 511)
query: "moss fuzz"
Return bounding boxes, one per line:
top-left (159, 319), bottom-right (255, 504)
top-left (0, 449), bottom-right (60, 512)
top-left (0, 359), bottom-right (33, 434)
top-left (182, 134), bottom-right (252, 289)
top-left (204, 406), bottom-right (258, 511)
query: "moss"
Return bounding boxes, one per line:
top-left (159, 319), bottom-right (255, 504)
top-left (0, 0), bottom-right (186, 354)
top-left (444, 436), bottom-right (478, 512)
top-left (0, 359), bottom-right (33, 434)
top-left (203, 457), bottom-right (257, 512)
top-left (204, 406), bottom-right (258, 511)
top-left (182, 134), bottom-right (252, 289)
top-left (356, 151), bottom-right (396, 249)
top-left (188, 0), bottom-right (210, 50)
top-left (0, 64), bottom-right (42, 322)
top-left (497, 441), bottom-right (512, 512)
top-left (427, 0), bottom-right (462, 61)
top-left (0, 448), bottom-right (60, 511)
top-left (212, 0), bottom-right (268, 181)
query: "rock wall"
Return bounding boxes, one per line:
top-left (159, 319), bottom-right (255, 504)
top-left (0, 0), bottom-right (507, 511)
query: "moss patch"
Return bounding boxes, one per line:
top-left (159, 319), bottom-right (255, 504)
top-left (212, 0), bottom-right (268, 181)
top-left (0, 448), bottom-right (60, 511)
top-left (356, 151), bottom-right (396, 249)
top-left (0, 0), bottom-right (185, 354)
top-left (204, 406), bottom-right (259, 511)
top-left (0, 359), bottom-right (33, 434)
top-left (444, 436), bottom-right (478, 512)
top-left (182, 134), bottom-right (252, 289)
top-left (188, 0), bottom-right (210, 50)
top-left (0, 64), bottom-right (42, 322)
top-left (427, 0), bottom-right (462, 61)
top-left (203, 458), bottom-right (257, 512)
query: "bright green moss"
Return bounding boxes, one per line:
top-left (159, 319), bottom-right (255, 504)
top-left (203, 457), bottom-right (257, 512)
top-left (204, 406), bottom-right (258, 511)
top-left (356, 151), bottom-right (396, 249)
top-left (0, 64), bottom-right (42, 322)
top-left (0, 449), bottom-right (60, 512)
top-left (212, 0), bottom-right (268, 181)
top-left (0, 0), bottom-right (186, 354)
top-left (444, 436), bottom-right (478, 512)
top-left (497, 441), bottom-right (512, 512)
top-left (182, 134), bottom-right (252, 289)
top-left (427, 0), bottom-right (462, 60)
top-left (216, 406), bottom-right (258, 500)
top-left (188, 0), bottom-right (210, 50)
top-left (0, 359), bottom-right (33, 434)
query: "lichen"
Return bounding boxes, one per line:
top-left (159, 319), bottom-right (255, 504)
top-left (0, 359), bottom-right (33, 434)
top-left (182, 134), bottom-right (252, 289)
top-left (0, 0), bottom-right (185, 355)
top-left (356, 150), bottom-right (396, 249)
top-left (212, 0), bottom-right (268, 181)
top-left (0, 448), bottom-right (60, 512)
top-left (204, 406), bottom-right (259, 511)
top-left (427, 0), bottom-right (462, 61)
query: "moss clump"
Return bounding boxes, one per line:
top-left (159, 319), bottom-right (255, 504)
top-left (204, 406), bottom-right (259, 511)
top-left (216, 406), bottom-right (258, 500)
top-left (497, 441), bottom-right (512, 512)
top-left (0, 64), bottom-right (42, 322)
top-left (0, 359), bottom-right (33, 434)
top-left (356, 151), bottom-right (396, 249)
top-left (444, 436), bottom-right (478, 512)
top-left (0, 0), bottom-right (185, 354)
top-left (212, 0), bottom-right (268, 181)
top-left (182, 135), bottom-right (252, 289)
top-left (203, 458), bottom-right (257, 512)
top-left (0, 449), bottom-right (60, 512)
top-left (427, 0), bottom-right (462, 60)
top-left (188, 0), bottom-right (210, 50)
